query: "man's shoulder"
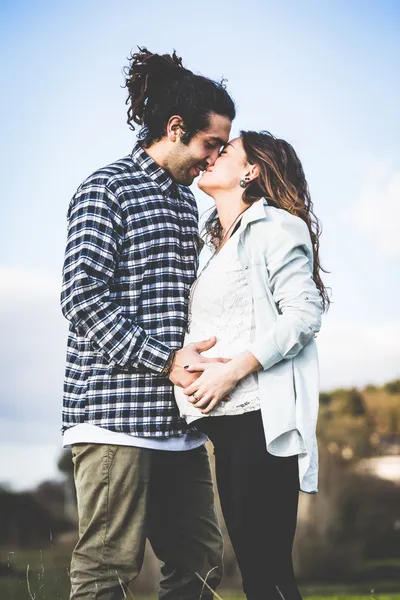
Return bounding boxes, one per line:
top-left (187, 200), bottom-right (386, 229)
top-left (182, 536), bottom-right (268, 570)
top-left (78, 154), bottom-right (143, 195)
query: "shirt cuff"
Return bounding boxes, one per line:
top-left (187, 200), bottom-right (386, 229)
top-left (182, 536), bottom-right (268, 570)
top-left (248, 339), bottom-right (282, 371)
top-left (136, 335), bottom-right (173, 374)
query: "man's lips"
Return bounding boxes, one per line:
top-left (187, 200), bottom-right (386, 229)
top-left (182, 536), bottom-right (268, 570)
top-left (192, 165), bottom-right (208, 177)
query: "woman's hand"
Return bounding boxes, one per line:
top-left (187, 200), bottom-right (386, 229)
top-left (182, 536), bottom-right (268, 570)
top-left (183, 351), bottom-right (262, 414)
top-left (183, 362), bottom-right (239, 414)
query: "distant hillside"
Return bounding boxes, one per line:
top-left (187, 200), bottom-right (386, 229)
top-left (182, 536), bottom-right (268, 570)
top-left (318, 378), bottom-right (400, 459)
top-left (362, 382), bottom-right (400, 435)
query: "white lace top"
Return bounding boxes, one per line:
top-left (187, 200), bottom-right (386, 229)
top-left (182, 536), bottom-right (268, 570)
top-left (174, 233), bottom-right (260, 423)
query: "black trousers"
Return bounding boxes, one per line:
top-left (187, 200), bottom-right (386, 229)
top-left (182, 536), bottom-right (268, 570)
top-left (195, 410), bottom-right (303, 600)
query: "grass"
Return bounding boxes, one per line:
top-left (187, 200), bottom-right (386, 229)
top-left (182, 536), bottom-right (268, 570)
top-left (123, 592), bottom-right (400, 599)
top-left (1, 546), bottom-right (400, 599)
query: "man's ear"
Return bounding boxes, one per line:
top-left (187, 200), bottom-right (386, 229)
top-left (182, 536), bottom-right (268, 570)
top-left (166, 115), bottom-right (185, 142)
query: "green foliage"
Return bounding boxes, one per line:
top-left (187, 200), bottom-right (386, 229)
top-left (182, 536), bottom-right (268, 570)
top-left (384, 379), bottom-right (400, 394)
top-left (331, 388), bottom-right (367, 418)
top-left (320, 392), bottom-right (333, 406)
top-left (365, 384), bottom-right (378, 392)
top-left (302, 597), bottom-right (400, 600)
top-left (317, 378), bottom-right (400, 459)
top-left (389, 409), bottom-right (399, 434)
top-left (0, 486), bottom-right (71, 549)
top-left (346, 389), bottom-right (367, 417)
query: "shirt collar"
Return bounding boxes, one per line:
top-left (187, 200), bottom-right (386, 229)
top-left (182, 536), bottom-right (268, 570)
top-left (131, 141), bottom-right (177, 195)
top-left (239, 198), bottom-right (269, 231)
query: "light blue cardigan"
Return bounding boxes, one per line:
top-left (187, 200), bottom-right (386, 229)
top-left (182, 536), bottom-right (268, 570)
top-left (236, 199), bottom-right (323, 493)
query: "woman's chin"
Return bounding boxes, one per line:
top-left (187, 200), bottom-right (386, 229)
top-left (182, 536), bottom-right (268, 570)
top-left (197, 178), bottom-right (209, 193)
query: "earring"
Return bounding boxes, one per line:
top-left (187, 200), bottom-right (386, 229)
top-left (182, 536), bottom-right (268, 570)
top-left (240, 179), bottom-right (247, 188)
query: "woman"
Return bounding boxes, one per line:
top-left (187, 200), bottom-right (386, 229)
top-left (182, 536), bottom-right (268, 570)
top-left (174, 130), bottom-right (329, 600)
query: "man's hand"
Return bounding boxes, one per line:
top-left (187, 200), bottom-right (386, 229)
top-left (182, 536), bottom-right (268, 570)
top-left (168, 336), bottom-right (230, 388)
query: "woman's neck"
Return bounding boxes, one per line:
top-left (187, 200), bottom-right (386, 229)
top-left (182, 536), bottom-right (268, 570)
top-left (214, 190), bottom-right (248, 234)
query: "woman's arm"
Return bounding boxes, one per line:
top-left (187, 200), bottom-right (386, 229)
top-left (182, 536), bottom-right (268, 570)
top-left (183, 215), bottom-right (323, 412)
top-left (183, 351), bottom-right (262, 414)
top-left (248, 216), bottom-right (323, 370)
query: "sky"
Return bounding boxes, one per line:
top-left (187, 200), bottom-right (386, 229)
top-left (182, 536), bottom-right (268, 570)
top-left (0, 0), bottom-right (399, 490)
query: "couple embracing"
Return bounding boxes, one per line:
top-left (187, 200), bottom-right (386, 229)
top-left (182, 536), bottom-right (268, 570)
top-left (61, 47), bottom-right (329, 600)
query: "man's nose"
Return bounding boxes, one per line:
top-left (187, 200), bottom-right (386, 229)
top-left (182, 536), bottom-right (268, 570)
top-left (206, 148), bottom-right (220, 167)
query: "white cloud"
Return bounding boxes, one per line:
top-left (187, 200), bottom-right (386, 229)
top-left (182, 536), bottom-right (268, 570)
top-left (0, 266), bottom-right (67, 423)
top-left (317, 317), bottom-right (400, 390)
top-left (354, 163), bottom-right (400, 257)
top-left (1, 442), bottom-right (62, 492)
top-left (0, 266), bottom-right (62, 304)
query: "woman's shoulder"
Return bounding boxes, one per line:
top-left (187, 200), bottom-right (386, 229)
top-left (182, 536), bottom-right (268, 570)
top-left (252, 201), bottom-right (311, 245)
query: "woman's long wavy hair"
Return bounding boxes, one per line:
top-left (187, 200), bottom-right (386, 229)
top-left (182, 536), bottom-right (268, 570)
top-left (203, 130), bottom-right (330, 311)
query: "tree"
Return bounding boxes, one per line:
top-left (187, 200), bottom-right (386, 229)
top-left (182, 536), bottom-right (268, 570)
top-left (346, 388), bottom-right (366, 417)
top-left (384, 379), bottom-right (400, 394)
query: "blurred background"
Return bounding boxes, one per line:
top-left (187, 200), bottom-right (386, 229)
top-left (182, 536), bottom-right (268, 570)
top-left (0, 0), bottom-right (399, 597)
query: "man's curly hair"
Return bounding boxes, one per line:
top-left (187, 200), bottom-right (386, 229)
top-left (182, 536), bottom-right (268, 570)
top-left (123, 47), bottom-right (235, 147)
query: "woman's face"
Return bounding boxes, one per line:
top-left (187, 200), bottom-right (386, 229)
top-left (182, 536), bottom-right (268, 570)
top-left (198, 137), bottom-right (247, 195)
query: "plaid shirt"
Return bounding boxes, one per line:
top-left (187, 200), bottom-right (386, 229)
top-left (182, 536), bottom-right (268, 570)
top-left (61, 143), bottom-right (199, 436)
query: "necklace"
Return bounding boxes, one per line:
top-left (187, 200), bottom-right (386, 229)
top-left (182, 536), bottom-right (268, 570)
top-left (217, 206), bottom-right (249, 253)
top-left (186, 206), bottom-right (249, 333)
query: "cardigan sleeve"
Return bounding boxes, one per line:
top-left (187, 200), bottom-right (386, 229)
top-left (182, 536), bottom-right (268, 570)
top-left (248, 217), bottom-right (323, 370)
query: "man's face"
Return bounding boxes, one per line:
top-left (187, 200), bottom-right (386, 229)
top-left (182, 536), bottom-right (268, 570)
top-left (165, 112), bottom-right (232, 186)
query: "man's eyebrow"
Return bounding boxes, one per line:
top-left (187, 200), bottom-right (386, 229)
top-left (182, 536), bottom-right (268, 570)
top-left (208, 136), bottom-right (227, 146)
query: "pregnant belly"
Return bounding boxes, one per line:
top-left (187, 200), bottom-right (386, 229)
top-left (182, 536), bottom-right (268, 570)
top-left (173, 349), bottom-right (260, 425)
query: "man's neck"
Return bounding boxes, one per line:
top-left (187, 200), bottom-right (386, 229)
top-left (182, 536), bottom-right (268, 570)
top-left (143, 140), bottom-right (168, 170)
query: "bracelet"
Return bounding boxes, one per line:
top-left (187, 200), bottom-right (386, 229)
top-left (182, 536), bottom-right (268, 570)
top-left (161, 350), bottom-right (176, 377)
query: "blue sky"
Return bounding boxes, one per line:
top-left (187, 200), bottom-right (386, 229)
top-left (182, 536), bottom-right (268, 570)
top-left (1, 0), bottom-right (399, 490)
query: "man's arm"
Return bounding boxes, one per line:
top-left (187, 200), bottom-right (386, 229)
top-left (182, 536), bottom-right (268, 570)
top-left (61, 182), bottom-right (173, 374)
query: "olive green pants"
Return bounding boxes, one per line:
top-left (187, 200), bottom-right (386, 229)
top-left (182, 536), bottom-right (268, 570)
top-left (70, 443), bottom-right (223, 600)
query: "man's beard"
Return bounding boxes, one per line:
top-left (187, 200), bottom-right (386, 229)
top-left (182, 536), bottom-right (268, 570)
top-left (169, 160), bottom-right (196, 186)
top-left (165, 152), bottom-right (206, 186)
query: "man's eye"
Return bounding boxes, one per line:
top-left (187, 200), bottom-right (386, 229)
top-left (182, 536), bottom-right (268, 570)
top-left (206, 142), bottom-right (218, 150)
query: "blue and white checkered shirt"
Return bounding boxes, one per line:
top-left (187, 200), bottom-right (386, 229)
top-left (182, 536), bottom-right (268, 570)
top-left (61, 142), bottom-right (199, 437)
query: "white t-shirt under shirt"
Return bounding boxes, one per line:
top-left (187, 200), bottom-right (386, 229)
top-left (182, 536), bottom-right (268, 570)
top-left (174, 231), bottom-right (260, 424)
top-left (63, 423), bottom-right (206, 450)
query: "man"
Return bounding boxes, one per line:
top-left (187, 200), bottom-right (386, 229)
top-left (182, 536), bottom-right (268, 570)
top-left (61, 47), bottom-right (235, 599)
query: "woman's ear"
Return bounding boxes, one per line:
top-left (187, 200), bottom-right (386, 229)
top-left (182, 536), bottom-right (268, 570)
top-left (245, 163), bottom-right (260, 183)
